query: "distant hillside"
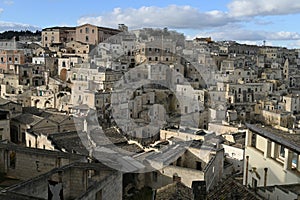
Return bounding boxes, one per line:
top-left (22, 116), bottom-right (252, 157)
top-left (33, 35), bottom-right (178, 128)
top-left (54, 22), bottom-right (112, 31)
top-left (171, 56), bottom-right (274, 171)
top-left (0, 30), bottom-right (41, 40)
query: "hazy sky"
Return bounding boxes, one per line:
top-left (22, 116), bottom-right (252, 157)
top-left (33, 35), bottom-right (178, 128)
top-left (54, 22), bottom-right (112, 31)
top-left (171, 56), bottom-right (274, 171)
top-left (0, 0), bottom-right (300, 48)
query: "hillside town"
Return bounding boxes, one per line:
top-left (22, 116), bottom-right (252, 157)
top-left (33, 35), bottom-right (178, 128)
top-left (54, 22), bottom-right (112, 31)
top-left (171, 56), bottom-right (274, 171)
top-left (0, 23), bottom-right (299, 200)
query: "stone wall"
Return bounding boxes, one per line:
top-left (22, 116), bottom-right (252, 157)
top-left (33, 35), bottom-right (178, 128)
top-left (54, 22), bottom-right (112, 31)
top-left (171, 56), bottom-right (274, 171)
top-left (160, 165), bottom-right (204, 188)
top-left (204, 149), bottom-right (224, 191)
top-left (0, 143), bottom-right (85, 180)
top-left (7, 164), bottom-right (122, 200)
top-left (78, 171), bottom-right (123, 200)
top-left (208, 123), bottom-right (239, 134)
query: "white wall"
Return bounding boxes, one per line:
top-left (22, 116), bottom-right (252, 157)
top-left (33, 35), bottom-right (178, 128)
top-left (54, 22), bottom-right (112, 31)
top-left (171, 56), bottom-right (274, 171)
top-left (244, 147), bottom-right (300, 187)
top-left (0, 118), bottom-right (10, 141)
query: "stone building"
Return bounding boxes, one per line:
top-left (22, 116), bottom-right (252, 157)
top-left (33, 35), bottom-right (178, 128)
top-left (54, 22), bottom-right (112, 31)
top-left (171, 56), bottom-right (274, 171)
top-left (0, 37), bottom-right (23, 50)
top-left (10, 109), bottom-right (79, 149)
top-left (134, 139), bottom-right (224, 193)
top-left (57, 56), bottom-right (82, 81)
top-left (0, 50), bottom-right (25, 73)
top-left (10, 113), bottom-right (56, 145)
top-left (1, 162), bottom-right (122, 200)
top-left (225, 81), bottom-right (273, 104)
top-left (41, 23), bottom-right (122, 47)
top-left (282, 94), bottom-right (300, 114)
top-left (70, 64), bottom-right (123, 106)
top-left (135, 38), bottom-right (177, 65)
top-left (261, 110), bottom-right (294, 129)
top-left (0, 98), bottom-right (22, 117)
top-left (0, 141), bottom-right (85, 181)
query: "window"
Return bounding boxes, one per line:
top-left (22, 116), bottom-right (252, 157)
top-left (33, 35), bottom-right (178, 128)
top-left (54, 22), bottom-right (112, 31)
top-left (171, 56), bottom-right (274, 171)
top-left (92, 29), bottom-right (95, 34)
top-left (86, 36), bottom-right (89, 42)
top-left (279, 145), bottom-right (285, 158)
top-left (251, 133), bottom-right (256, 147)
top-left (45, 36), bottom-right (48, 41)
top-left (80, 29), bottom-right (82, 33)
top-left (196, 162), bottom-right (202, 170)
top-left (292, 153), bottom-right (298, 169)
top-left (85, 27), bottom-right (89, 34)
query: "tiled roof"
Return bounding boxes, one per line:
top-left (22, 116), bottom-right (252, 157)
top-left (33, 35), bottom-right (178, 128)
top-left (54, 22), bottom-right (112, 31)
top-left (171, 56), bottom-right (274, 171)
top-left (0, 98), bottom-right (18, 105)
top-left (12, 113), bottom-right (43, 126)
top-left (246, 123), bottom-right (300, 154)
top-left (42, 26), bottom-right (75, 31)
top-left (24, 109), bottom-right (73, 124)
top-left (90, 127), bottom-right (128, 145)
top-left (48, 131), bottom-right (89, 156)
top-left (207, 177), bottom-right (261, 200)
top-left (44, 113), bottom-right (69, 123)
top-left (116, 143), bottom-right (144, 154)
top-left (155, 182), bottom-right (193, 200)
top-left (22, 107), bottom-right (41, 115)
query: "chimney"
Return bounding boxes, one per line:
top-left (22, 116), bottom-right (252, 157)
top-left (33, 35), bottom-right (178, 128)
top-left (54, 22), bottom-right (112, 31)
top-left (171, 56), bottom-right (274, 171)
top-left (83, 118), bottom-right (88, 132)
top-left (192, 181), bottom-right (207, 200)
